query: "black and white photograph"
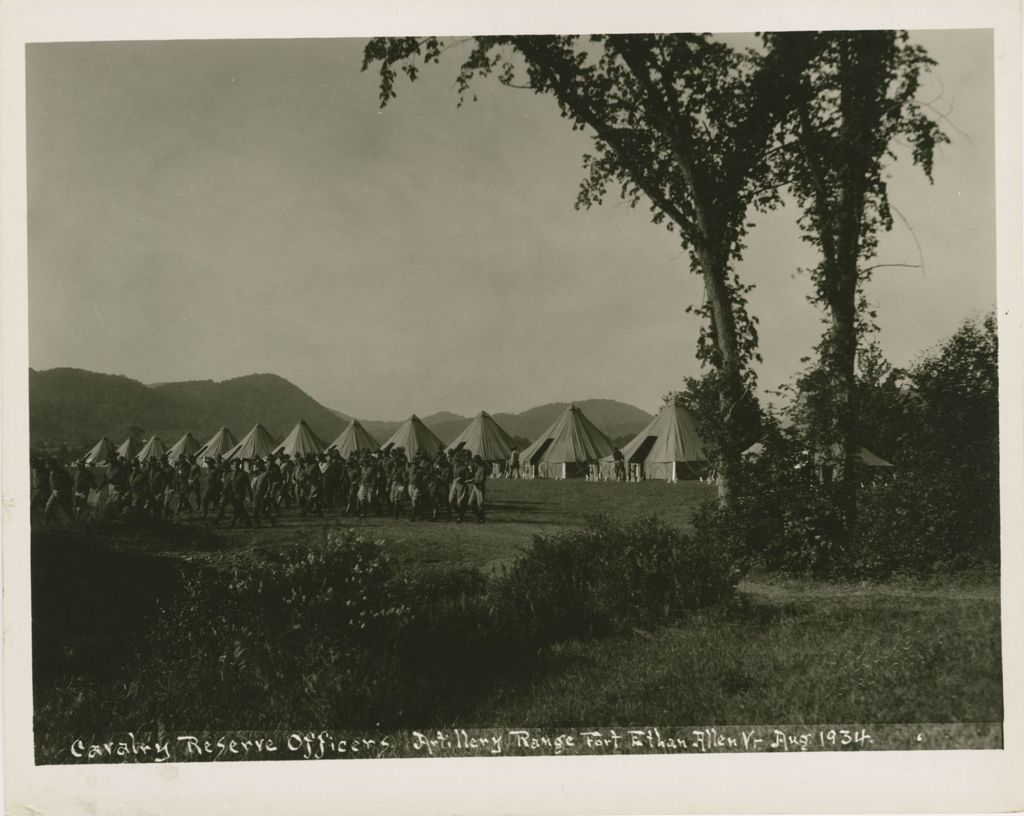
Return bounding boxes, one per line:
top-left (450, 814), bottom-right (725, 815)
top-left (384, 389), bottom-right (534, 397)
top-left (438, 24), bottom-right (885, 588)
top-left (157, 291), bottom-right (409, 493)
top-left (2, 1), bottom-right (1022, 814)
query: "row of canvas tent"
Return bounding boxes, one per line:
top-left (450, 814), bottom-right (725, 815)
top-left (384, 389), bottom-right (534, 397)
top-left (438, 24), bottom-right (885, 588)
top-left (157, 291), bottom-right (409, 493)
top-left (83, 403), bottom-right (892, 481)
top-left (84, 414), bottom-right (513, 466)
top-left (81, 404), bottom-right (715, 481)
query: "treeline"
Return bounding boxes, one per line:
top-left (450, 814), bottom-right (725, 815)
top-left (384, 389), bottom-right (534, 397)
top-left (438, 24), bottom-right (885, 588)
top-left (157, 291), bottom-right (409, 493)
top-left (696, 314), bottom-right (999, 578)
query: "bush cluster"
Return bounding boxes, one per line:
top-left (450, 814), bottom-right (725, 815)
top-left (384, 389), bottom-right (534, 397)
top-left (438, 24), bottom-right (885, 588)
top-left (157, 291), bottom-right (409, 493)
top-left (495, 513), bottom-right (741, 646)
top-left (95, 516), bottom-right (738, 729)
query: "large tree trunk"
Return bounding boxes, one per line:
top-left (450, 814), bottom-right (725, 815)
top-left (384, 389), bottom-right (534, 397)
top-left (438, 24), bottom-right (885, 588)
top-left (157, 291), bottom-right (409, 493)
top-left (698, 246), bottom-right (745, 504)
top-left (819, 35), bottom-right (877, 566)
top-left (823, 270), bottom-right (860, 566)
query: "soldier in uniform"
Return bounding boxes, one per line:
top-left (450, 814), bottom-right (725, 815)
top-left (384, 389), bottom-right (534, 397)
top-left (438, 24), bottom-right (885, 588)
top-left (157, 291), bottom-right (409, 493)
top-left (449, 452), bottom-right (472, 523)
top-left (279, 454), bottom-right (295, 509)
top-left (202, 459), bottom-right (224, 519)
top-left (31, 458), bottom-right (51, 517)
top-left (430, 452), bottom-right (452, 521)
top-left (107, 453), bottom-right (129, 514)
top-left (252, 460), bottom-right (277, 528)
top-left (215, 460), bottom-right (252, 527)
top-left (174, 458), bottom-right (194, 514)
top-left (44, 459), bottom-right (73, 523)
top-left (357, 455), bottom-right (376, 519)
top-left (389, 460), bottom-right (407, 519)
top-left (345, 454), bottom-right (361, 515)
top-left (72, 459), bottom-right (94, 518)
top-left (468, 454), bottom-right (488, 523)
top-left (407, 456), bottom-right (429, 522)
top-left (508, 447), bottom-right (520, 480)
top-left (128, 461), bottom-right (149, 513)
top-left (306, 455), bottom-right (325, 517)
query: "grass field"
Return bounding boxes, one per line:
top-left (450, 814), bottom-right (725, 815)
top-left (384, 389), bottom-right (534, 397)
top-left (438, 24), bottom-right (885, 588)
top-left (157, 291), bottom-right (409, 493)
top-left (32, 477), bottom-right (1003, 750)
top-left (164, 477), bottom-right (717, 574)
top-left (463, 574), bottom-right (1002, 728)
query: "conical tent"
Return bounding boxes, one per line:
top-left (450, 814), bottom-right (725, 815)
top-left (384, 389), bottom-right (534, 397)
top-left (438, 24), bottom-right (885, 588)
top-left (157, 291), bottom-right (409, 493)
top-left (275, 420), bottom-right (327, 458)
top-left (136, 435), bottom-right (167, 463)
top-left (447, 411), bottom-right (516, 462)
top-left (195, 427), bottom-right (238, 461)
top-left (326, 420), bottom-right (380, 456)
top-left (166, 432), bottom-right (202, 464)
top-left (381, 415), bottom-right (444, 457)
top-left (602, 403), bottom-right (708, 481)
top-left (223, 423), bottom-right (278, 461)
top-left (84, 436), bottom-right (117, 465)
top-left (116, 436), bottom-right (142, 460)
top-left (857, 447), bottom-right (894, 467)
top-left (816, 443), bottom-right (895, 468)
top-left (521, 404), bottom-right (614, 479)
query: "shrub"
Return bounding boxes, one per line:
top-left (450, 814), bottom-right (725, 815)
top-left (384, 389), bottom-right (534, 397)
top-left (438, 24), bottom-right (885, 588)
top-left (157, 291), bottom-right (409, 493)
top-left (142, 531), bottom-right (413, 727)
top-left (852, 471), bottom-right (1000, 578)
top-left (495, 513), bottom-right (739, 647)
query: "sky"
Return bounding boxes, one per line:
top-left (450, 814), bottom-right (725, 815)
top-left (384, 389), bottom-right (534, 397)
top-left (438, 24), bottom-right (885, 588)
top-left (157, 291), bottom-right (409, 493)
top-left (26, 30), bottom-right (995, 420)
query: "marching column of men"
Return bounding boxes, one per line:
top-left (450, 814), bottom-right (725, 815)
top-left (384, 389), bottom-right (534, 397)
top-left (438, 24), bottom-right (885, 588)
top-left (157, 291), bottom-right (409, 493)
top-left (31, 445), bottom-right (490, 527)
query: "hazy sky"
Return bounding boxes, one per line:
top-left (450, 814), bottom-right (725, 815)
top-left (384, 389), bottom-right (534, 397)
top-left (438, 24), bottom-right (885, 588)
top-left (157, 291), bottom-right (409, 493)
top-left (26, 31), bottom-right (995, 419)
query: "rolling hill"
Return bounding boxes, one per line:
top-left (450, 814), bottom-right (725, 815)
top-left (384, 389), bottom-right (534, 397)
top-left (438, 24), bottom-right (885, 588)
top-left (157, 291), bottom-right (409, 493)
top-left (30, 369), bottom-right (351, 451)
top-left (28, 368), bottom-right (654, 454)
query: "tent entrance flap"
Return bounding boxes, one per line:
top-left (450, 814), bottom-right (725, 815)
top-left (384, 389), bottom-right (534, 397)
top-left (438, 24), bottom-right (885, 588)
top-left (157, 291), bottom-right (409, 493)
top-left (630, 436), bottom-right (658, 464)
top-left (529, 439), bottom-right (553, 466)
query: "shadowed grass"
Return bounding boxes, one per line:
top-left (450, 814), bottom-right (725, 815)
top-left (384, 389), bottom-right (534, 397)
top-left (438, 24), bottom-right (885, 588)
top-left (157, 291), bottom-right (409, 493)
top-left (465, 574), bottom-right (1001, 727)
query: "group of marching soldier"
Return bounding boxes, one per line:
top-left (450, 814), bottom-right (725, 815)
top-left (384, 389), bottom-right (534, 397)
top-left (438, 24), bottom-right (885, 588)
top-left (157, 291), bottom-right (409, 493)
top-left (32, 445), bottom-right (491, 528)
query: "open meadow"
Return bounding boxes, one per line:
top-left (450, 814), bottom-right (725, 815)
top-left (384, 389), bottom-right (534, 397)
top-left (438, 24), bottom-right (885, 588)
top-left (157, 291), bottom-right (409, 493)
top-left (31, 476), bottom-right (1002, 760)
top-left (182, 477), bottom-right (716, 573)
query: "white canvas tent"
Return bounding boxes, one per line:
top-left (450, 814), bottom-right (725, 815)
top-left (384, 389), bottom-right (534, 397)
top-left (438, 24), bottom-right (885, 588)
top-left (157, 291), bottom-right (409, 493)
top-left (116, 436), bottom-right (142, 460)
top-left (223, 423), bottom-right (278, 461)
top-left (166, 432), bottom-right (202, 464)
top-left (275, 420), bottom-right (327, 458)
top-left (602, 403), bottom-right (708, 482)
top-left (446, 411), bottom-right (516, 462)
top-left (814, 443), bottom-right (895, 468)
top-left (195, 427), bottom-right (238, 461)
top-left (520, 404), bottom-right (613, 479)
top-left (326, 420), bottom-right (380, 456)
top-left (381, 415), bottom-right (445, 458)
top-left (136, 435), bottom-right (167, 463)
top-left (84, 436), bottom-right (117, 465)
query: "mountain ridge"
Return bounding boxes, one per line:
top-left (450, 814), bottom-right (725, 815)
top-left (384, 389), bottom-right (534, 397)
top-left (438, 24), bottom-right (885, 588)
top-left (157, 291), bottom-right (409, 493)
top-left (29, 367), bottom-right (654, 452)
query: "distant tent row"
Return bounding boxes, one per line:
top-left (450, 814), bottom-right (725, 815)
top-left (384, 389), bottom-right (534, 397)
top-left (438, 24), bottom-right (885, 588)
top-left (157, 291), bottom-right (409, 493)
top-left (77, 407), bottom-right (894, 481)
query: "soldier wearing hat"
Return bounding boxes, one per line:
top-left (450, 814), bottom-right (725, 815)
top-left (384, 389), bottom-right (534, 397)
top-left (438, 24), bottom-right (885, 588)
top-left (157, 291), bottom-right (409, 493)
top-left (202, 458), bottom-right (224, 519)
top-left (215, 460), bottom-right (252, 528)
top-left (357, 454), bottom-right (377, 519)
top-left (44, 458), bottom-right (74, 523)
top-left (430, 450), bottom-right (452, 521)
top-left (468, 454), bottom-right (487, 523)
top-left (449, 451), bottom-right (472, 523)
top-left (252, 459), bottom-right (277, 528)
top-left (72, 459), bottom-right (94, 518)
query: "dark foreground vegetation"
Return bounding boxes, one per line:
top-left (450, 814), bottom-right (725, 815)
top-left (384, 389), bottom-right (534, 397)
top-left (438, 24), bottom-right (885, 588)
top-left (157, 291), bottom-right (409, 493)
top-left (33, 495), bottom-right (1001, 762)
top-left (33, 513), bottom-right (737, 739)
